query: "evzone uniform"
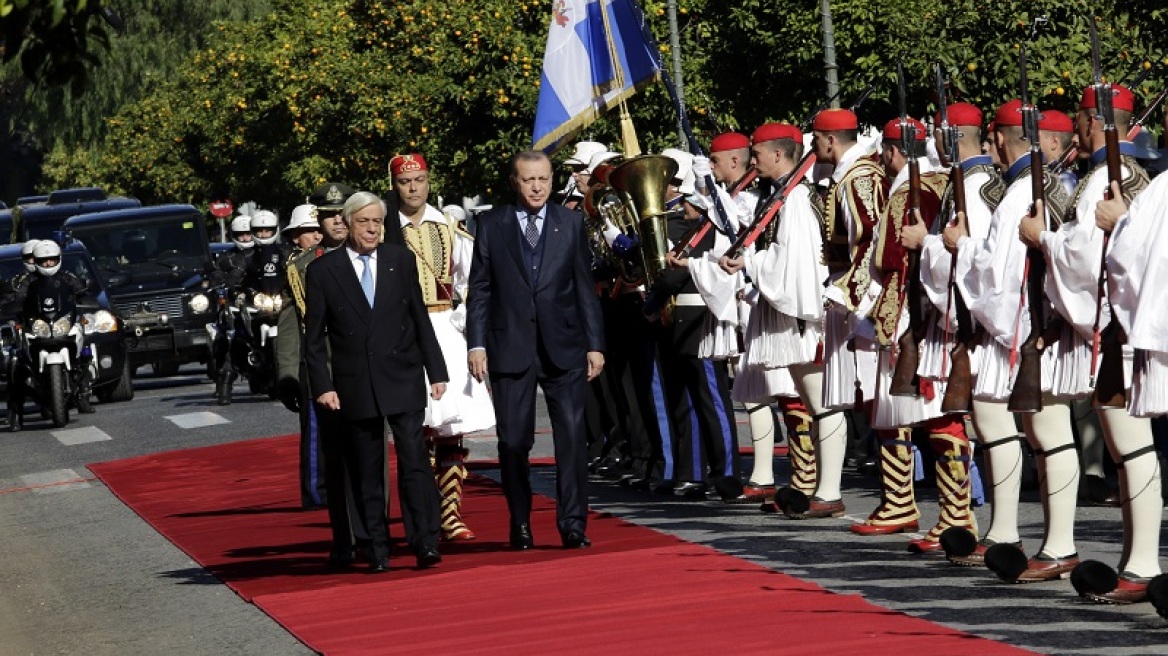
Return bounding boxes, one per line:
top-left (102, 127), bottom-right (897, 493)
top-left (951, 100), bottom-right (1078, 582)
top-left (917, 104), bottom-right (1009, 561)
top-left (398, 189), bottom-right (496, 541)
top-left (854, 117), bottom-right (976, 548)
top-left (1037, 84), bottom-right (1160, 603)
top-left (784, 108), bottom-right (886, 519)
top-left (689, 130), bottom-right (808, 505)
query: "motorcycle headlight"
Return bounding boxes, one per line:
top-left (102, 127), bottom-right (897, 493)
top-left (52, 316), bottom-right (72, 337)
top-left (252, 293), bottom-right (275, 313)
top-left (31, 319), bottom-right (51, 338)
top-left (84, 310), bottom-right (118, 334)
top-left (188, 293), bottom-right (210, 314)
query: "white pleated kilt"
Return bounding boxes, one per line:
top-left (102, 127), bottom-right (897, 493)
top-left (743, 301), bottom-right (821, 368)
top-left (916, 317), bottom-right (950, 381)
top-left (697, 312), bottom-right (740, 360)
top-left (822, 310), bottom-right (879, 409)
top-left (871, 338), bottom-right (945, 431)
top-left (1128, 349), bottom-right (1166, 417)
top-left (970, 333), bottom-right (1059, 402)
top-left (423, 309), bottom-right (496, 436)
top-left (1047, 324), bottom-right (1093, 400)
top-left (731, 357), bottom-right (798, 402)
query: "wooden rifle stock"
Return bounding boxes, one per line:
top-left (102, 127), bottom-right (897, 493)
top-left (1006, 141), bottom-right (1049, 413)
top-left (889, 130), bottom-right (926, 396)
top-left (940, 161), bottom-right (973, 412)
top-left (1092, 91), bottom-right (1128, 408)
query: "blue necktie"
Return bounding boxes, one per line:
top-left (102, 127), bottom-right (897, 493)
top-left (525, 214), bottom-right (540, 248)
top-left (358, 253), bottom-right (374, 307)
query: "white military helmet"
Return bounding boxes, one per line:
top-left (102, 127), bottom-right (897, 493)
top-left (230, 214), bottom-right (254, 249)
top-left (249, 210), bottom-right (279, 246)
top-left (21, 239), bottom-right (43, 272)
top-left (32, 240), bottom-right (62, 277)
top-left (282, 204), bottom-right (320, 234)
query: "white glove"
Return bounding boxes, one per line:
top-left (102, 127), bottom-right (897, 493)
top-left (692, 155), bottom-right (712, 180)
top-left (449, 304), bottom-right (467, 334)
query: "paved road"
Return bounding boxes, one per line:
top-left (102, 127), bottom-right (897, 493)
top-left (0, 367), bottom-right (1165, 655)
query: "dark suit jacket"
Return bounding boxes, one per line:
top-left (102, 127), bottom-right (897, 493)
top-left (304, 242), bottom-right (448, 421)
top-left (466, 203), bottom-right (604, 374)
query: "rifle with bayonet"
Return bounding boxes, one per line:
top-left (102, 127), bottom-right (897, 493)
top-left (669, 166), bottom-right (759, 258)
top-left (722, 84), bottom-right (876, 260)
top-left (889, 61), bottom-right (927, 396)
top-left (1006, 43), bottom-right (1050, 414)
top-left (934, 62), bottom-right (975, 413)
top-left (1089, 17), bottom-right (1129, 409)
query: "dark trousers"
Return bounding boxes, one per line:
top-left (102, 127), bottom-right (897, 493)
top-left (344, 410), bottom-right (439, 561)
top-left (298, 362), bottom-right (328, 508)
top-left (320, 404), bottom-right (368, 553)
top-left (610, 293), bottom-right (673, 481)
top-left (658, 348), bottom-right (739, 484)
top-left (490, 348), bottom-right (589, 536)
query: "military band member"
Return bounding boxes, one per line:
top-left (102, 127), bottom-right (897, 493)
top-left (788, 108), bottom-right (886, 520)
top-left (944, 100), bottom-right (1077, 582)
top-left (1020, 84), bottom-right (1160, 602)
top-left (391, 153), bottom-right (496, 541)
top-left (656, 151), bottom-right (742, 500)
top-left (559, 140), bottom-right (606, 208)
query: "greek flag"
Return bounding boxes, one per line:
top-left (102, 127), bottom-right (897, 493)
top-left (532, 0), bottom-right (661, 153)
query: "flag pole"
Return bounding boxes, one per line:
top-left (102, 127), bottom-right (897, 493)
top-left (600, 0), bottom-right (641, 156)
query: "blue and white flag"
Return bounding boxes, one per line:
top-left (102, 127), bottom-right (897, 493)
top-left (532, 0), bottom-right (662, 153)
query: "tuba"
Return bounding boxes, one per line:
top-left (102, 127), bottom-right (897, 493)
top-left (607, 155), bottom-right (679, 290)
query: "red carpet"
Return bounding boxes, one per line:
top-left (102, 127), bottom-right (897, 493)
top-left (90, 436), bottom-right (1032, 655)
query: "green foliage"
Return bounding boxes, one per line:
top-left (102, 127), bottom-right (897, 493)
top-left (37, 0), bottom-right (1168, 215)
top-left (0, 0), bottom-right (111, 93)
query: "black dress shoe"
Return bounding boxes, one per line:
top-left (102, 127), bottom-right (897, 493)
top-left (674, 481), bottom-right (708, 499)
top-left (561, 531), bottom-right (592, 549)
top-left (368, 557), bottom-right (390, 573)
top-left (327, 549), bottom-right (354, 569)
top-left (8, 413), bottom-right (21, 433)
top-left (510, 523), bottom-right (534, 550)
top-left (416, 546), bottom-right (442, 569)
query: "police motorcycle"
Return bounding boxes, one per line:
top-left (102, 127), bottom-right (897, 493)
top-left (5, 242), bottom-right (101, 429)
top-left (208, 210), bottom-right (287, 404)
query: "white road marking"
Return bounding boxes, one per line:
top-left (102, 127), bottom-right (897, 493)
top-left (164, 412), bottom-right (231, 429)
top-left (20, 469), bottom-right (92, 494)
top-left (52, 426), bottom-right (113, 446)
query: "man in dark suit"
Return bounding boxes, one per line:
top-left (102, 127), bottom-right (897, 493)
top-left (304, 191), bottom-right (450, 572)
top-left (466, 150), bottom-right (606, 550)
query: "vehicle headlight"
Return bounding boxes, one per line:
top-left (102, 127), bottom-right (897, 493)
top-left (272, 295), bottom-right (283, 312)
top-left (52, 317), bottom-right (73, 337)
top-left (188, 293), bottom-right (210, 314)
top-left (31, 319), bottom-right (51, 338)
top-left (253, 293), bottom-right (276, 313)
top-left (84, 310), bottom-right (118, 334)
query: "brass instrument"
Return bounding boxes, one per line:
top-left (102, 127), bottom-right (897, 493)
top-left (607, 155), bottom-right (678, 289)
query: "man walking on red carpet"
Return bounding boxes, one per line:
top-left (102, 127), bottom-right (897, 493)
top-left (305, 191), bottom-right (450, 572)
top-left (466, 150), bottom-right (606, 550)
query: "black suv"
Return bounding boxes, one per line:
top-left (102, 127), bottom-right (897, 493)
top-left (11, 187), bottom-right (140, 243)
top-left (0, 240), bottom-right (133, 402)
top-left (63, 204), bottom-right (215, 376)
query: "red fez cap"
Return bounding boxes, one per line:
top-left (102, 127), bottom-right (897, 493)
top-left (390, 153), bottom-right (428, 176)
top-left (812, 108), bottom-right (859, 131)
top-left (1080, 84), bottom-right (1135, 112)
top-left (710, 132), bottom-right (750, 153)
top-left (882, 117), bottom-right (927, 141)
top-left (937, 102), bottom-right (983, 127)
top-left (751, 122), bottom-right (802, 145)
top-left (993, 99), bottom-right (1025, 127)
top-left (1038, 109), bottom-right (1073, 133)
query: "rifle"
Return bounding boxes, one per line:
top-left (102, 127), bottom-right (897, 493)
top-left (1088, 17), bottom-right (1128, 408)
top-left (1048, 71), bottom-right (1167, 175)
top-left (669, 166), bottom-right (759, 258)
top-left (934, 62), bottom-right (974, 413)
top-left (722, 84), bottom-right (876, 260)
top-left (1006, 43), bottom-right (1049, 414)
top-left (889, 61), bottom-right (926, 397)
